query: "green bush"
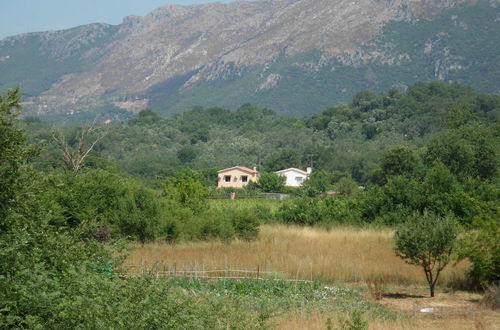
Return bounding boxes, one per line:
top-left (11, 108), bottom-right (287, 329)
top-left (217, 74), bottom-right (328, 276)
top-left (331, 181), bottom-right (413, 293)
top-left (278, 196), bottom-right (361, 227)
top-left (45, 169), bottom-right (167, 243)
top-left (298, 170), bottom-right (336, 197)
top-left (257, 172), bottom-right (286, 193)
top-left (337, 310), bottom-right (369, 330)
top-left (163, 173), bottom-right (208, 213)
top-left (207, 187), bottom-right (265, 199)
top-left (457, 217), bottom-right (500, 289)
top-left (230, 208), bottom-right (260, 241)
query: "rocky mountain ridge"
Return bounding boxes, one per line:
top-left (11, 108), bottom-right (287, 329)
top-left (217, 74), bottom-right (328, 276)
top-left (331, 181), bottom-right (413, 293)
top-left (0, 0), bottom-right (497, 118)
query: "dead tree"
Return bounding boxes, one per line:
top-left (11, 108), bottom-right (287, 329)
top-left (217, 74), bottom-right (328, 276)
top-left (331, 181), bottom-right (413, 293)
top-left (52, 120), bottom-right (108, 174)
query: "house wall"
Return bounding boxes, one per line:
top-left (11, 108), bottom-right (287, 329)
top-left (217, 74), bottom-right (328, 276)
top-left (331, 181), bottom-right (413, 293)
top-left (217, 169), bottom-right (259, 189)
top-left (277, 170), bottom-right (308, 187)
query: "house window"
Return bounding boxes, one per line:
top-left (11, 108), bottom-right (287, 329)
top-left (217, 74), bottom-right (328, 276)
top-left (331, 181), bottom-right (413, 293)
top-left (295, 177), bottom-right (303, 183)
top-left (224, 175), bottom-right (231, 182)
top-left (241, 175), bottom-right (248, 183)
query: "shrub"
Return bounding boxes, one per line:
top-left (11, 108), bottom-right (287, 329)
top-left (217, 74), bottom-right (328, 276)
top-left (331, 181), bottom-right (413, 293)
top-left (298, 170), bottom-right (335, 197)
top-left (279, 198), bottom-right (324, 226)
top-left (257, 172), bottom-right (286, 193)
top-left (336, 176), bottom-right (359, 196)
top-left (46, 169), bottom-right (167, 243)
top-left (480, 283), bottom-right (500, 310)
top-left (365, 274), bottom-right (388, 301)
top-left (230, 209), bottom-right (260, 241)
top-left (337, 310), bottom-right (368, 330)
top-left (252, 204), bottom-right (276, 223)
top-left (457, 217), bottom-right (500, 289)
top-left (278, 197), bottom-right (361, 227)
top-left (163, 174), bottom-right (208, 213)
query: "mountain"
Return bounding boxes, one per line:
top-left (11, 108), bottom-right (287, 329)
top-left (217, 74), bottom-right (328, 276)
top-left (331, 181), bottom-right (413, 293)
top-left (0, 0), bottom-right (498, 119)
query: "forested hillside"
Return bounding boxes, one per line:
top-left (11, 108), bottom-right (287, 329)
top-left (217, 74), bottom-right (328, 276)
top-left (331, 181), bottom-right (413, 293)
top-left (24, 81), bottom-right (499, 184)
top-left (1, 0), bottom-right (498, 118)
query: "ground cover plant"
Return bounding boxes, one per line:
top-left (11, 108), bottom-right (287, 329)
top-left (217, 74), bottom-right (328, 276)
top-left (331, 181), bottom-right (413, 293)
top-left (157, 277), bottom-right (398, 328)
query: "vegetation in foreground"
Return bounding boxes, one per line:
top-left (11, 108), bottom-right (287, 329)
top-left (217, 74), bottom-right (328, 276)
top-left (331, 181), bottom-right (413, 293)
top-left (127, 225), bottom-right (499, 329)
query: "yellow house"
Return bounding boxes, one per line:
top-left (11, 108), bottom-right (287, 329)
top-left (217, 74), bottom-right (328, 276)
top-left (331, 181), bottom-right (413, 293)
top-left (217, 166), bottom-right (259, 189)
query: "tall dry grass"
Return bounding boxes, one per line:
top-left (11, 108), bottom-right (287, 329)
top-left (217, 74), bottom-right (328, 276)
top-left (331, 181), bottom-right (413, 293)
top-left (124, 224), bottom-right (468, 286)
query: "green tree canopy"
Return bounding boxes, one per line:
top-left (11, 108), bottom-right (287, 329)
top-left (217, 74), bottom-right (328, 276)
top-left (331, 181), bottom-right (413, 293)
top-left (394, 211), bottom-right (459, 297)
top-left (163, 173), bottom-right (208, 213)
top-left (257, 172), bottom-right (286, 193)
top-left (424, 124), bottom-right (498, 180)
top-left (0, 87), bottom-right (37, 222)
top-left (380, 145), bottom-right (419, 180)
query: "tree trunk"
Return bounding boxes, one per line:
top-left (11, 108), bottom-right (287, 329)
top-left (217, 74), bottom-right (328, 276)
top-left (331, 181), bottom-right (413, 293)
top-left (425, 268), bottom-right (436, 298)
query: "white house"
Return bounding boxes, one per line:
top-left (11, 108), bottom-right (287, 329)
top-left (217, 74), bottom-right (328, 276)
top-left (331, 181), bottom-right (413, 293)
top-left (275, 167), bottom-right (312, 187)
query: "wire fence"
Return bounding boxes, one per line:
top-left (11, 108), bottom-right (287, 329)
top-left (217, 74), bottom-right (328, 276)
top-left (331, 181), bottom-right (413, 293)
top-left (132, 266), bottom-right (313, 283)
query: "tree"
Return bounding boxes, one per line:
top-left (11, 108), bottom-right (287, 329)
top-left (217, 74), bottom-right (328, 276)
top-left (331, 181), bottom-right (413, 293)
top-left (394, 211), bottom-right (459, 297)
top-left (128, 109), bottom-right (161, 125)
top-left (336, 176), bottom-right (358, 196)
top-left (264, 149), bottom-right (301, 172)
top-left (380, 145), bottom-right (418, 179)
top-left (52, 120), bottom-right (108, 174)
top-left (176, 145), bottom-right (198, 164)
top-left (163, 174), bottom-right (208, 213)
top-left (299, 171), bottom-right (335, 197)
top-left (0, 90), bottom-right (115, 327)
top-left (424, 124), bottom-right (498, 180)
top-left (352, 90), bottom-right (382, 112)
top-left (0, 87), bottom-right (36, 221)
top-left (257, 172), bottom-right (286, 193)
top-left (443, 106), bottom-right (476, 129)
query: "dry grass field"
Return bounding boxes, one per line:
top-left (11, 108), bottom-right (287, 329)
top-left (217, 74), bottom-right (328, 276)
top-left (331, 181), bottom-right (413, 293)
top-left (124, 225), bottom-right (499, 329)
top-left (125, 224), bottom-right (467, 286)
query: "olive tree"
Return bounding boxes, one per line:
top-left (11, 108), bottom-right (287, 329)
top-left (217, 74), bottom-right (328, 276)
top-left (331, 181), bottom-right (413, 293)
top-left (394, 211), bottom-right (459, 297)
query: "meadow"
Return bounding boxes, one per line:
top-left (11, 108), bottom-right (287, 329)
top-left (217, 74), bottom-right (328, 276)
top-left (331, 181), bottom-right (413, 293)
top-left (125, 223), bottom-right (499, 329)
top-left (125, 224), bottom-right (467, 285)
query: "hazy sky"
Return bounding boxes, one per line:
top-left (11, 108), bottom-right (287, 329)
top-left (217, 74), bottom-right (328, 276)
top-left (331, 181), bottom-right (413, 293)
top-left (0, 0), bottom-right (234, 39)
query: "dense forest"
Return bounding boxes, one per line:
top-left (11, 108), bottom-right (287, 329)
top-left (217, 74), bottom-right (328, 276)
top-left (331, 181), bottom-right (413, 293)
top-left (24, 81), bottom-right (499, 184)
top-left (1, 81), bottom-right (499, 327)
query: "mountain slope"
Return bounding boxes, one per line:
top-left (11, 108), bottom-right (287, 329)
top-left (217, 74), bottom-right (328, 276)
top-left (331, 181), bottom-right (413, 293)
top-left (0, 0), bottom-right (498, 118)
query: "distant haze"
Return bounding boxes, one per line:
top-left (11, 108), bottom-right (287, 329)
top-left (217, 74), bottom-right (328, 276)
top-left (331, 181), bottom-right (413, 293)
top-left (0, 0), bottom-right (234, 39)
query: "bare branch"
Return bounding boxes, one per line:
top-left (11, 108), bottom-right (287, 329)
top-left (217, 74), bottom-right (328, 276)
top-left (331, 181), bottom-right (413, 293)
top-left (52, 120), bottom-right (109, 174)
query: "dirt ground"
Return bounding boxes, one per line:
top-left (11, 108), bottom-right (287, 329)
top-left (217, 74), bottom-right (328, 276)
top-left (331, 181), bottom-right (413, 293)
top-left (272, 285), bottom-right (500, 330)
top-left (371, 286), bottom-right (500, 330)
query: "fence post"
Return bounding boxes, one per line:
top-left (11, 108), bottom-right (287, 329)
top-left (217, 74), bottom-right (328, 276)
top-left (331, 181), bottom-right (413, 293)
top-left (257, 265), bottom-right (260, 280)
